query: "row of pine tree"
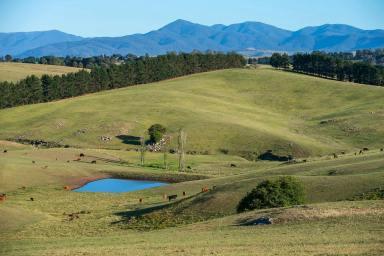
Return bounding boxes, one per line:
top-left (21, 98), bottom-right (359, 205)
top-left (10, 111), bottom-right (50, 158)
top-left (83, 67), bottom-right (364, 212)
top-left (0, 52), bottom-right (245, 109)
top-left (269, 52), bottom-right (384, 86)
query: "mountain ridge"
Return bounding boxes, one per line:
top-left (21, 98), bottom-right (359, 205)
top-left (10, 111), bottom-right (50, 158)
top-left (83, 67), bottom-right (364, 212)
top-left (1, 19), bottom-right (383, 57)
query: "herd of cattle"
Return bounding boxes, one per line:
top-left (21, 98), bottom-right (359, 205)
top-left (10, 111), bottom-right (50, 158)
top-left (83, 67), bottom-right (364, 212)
top-left (1, 147), bottom-right (383, 204)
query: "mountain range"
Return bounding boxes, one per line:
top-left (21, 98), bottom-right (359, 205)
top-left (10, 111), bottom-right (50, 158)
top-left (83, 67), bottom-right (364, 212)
top-left (1, 19), bottom-right (384, 57)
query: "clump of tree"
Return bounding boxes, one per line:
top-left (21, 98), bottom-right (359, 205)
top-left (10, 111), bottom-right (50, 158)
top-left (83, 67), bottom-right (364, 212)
top-left (237, 176), bottom-right (305, 213)
top-left (148, 124), bottom-right (166, 143)
top-left (2, 54), bottom-right (128, 68)
top-left (270, 53), bottom-right (290, 69)
top-left (0, 52), bottom-right (246, 109)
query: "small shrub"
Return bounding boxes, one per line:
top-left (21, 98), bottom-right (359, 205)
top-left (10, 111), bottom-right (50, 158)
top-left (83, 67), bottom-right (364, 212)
top-left (148, 124), bottom-right (166, 143)
top-left (237, 176), bottom-right (305, 213)
top-left (351, 187), bottom-right (384, 200)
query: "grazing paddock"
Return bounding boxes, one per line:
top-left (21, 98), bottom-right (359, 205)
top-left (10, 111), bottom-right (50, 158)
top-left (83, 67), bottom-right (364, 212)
top-left (0, 62), bottom-right (86, 82)
top-left (1, 68), bottom-right (384, 255)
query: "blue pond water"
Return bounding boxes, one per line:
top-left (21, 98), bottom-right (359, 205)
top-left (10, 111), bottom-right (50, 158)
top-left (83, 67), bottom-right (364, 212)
top-left (73, 178), bottom-right (168, 193)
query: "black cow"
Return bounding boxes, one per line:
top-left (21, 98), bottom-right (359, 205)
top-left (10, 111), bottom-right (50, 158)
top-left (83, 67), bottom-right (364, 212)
top-left (168, 194), bottom-right (177, 201)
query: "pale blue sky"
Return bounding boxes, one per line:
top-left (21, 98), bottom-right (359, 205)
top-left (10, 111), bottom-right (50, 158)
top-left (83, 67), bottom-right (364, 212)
top-left (0, 0), bottom-right (383, 37)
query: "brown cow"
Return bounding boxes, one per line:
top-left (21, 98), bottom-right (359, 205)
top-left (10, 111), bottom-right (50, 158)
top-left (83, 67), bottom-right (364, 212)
top-left (202, 187), bottom-right (209, 193)
top-left (0, 194), bottom-right (6, 202)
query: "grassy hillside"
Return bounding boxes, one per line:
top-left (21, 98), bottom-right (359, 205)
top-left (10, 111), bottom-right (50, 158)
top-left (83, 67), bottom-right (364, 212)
top-left (1, 67), bottom-right (384, 255)
top-left (1, 145), bottom-right (383, 255)
top-left (0, 62), bottom-right (85, 82)
top-left (1, 67), bottom-right (383, 158)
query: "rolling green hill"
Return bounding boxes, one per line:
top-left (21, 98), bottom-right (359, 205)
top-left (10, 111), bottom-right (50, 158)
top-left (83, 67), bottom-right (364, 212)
top-left (1, 66), bottom-right (384, 255)
top-left (0, 62), bottom-right (86, 82)
top-left (1, 67), bottom-right (383, 158)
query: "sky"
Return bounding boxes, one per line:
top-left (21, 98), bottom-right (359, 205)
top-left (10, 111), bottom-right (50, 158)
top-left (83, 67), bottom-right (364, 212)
top-left (0, 0), bottom-right (383, 37)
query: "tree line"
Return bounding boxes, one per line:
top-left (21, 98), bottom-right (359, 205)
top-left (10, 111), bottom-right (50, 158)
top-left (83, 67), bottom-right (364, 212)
top-left (252, 48), bottom-right (384, 67)
top-left (265, 52), bottom-right (384, 86)
top-left (0, 52), bottom-right (245, 109)
top-left (1, 54), bottom-right (131, 68)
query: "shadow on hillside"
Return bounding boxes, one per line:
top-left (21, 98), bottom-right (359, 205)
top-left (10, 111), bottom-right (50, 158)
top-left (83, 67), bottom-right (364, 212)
top-left (111, 193), bottom-right (202, 225)
top-left (258, 150), bottom-right (293, 162)
top-left (113, 203), bottom-right (173, 222)
top-left (116, 135), bottom-right (141, 145)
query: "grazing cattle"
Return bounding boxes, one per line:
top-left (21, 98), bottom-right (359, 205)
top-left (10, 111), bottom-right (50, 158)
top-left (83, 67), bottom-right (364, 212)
top-left (363, 147), bottom-right (369, 151)
top-left (359, 150), bottom-right (363, 155)
top-left (302, 159), bottom-right (307, 163)
top-left (332, 153), bottom-right (338, 159)
top-left (182, 191), bottom-right (186, 196)
top-left (3, 150), bottom-right (7, 153)
top-left (341, 151), bottom-right (345, 155)
top-left (80, 153), bottom-right (85, 157)
top-left (230, 163), bottom-right (237, 167)
top-left (32, 160), bottom-right (35, 164)
top-left (0, 193), bottom-right (6, 202)
top-left (168, 194), bottom-right (177, 201)
top-left (380, 148), bottom-right (383, 152)
top-left (91, 160), bottom-right (96, 164)
top-left (68, 213), bottom-right (79, 221)
top-left (30, 197), bottom-right (34, 201)
top-left (354, 152), bottom-right (357, 156)
top-left (202, 187), bottom-right (209, 193)
top-left (63, 186), bottom-right (70, 190)
top-left (139, 198), bottom-right (143, 203)
top-left (21, 186), bottom-right (26, 190)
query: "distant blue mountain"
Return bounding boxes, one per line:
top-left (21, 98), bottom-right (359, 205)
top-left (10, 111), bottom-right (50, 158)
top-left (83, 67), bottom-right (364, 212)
top-left (1, 20), bottom-right (383, 57)
top-left (0, 30), bottom-right (83, 56)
